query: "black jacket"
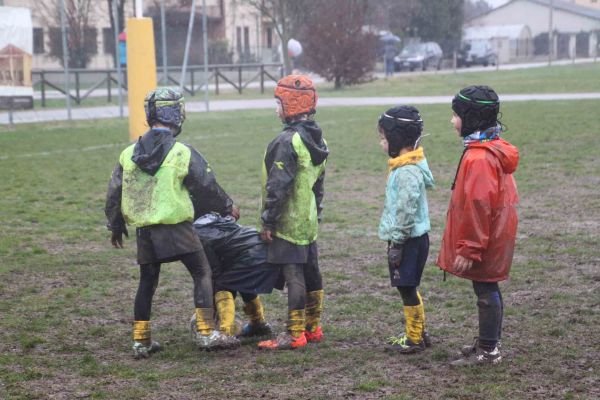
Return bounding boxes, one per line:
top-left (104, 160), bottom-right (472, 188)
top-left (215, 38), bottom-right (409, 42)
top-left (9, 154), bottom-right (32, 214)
top-left (261, 120), bottom-right (328, 230)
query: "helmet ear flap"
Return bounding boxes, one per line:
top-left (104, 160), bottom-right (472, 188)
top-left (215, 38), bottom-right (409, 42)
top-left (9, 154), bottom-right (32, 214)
top-left (148, 92), bottom-right (157, 126)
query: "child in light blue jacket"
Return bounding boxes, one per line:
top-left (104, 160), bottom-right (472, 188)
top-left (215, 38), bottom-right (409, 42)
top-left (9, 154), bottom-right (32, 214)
top-left (377, 105), bottom-right (434, 354)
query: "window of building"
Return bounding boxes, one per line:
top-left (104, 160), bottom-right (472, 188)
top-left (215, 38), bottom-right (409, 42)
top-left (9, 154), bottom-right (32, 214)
top-left (103, 27), bottom-right (115, 54)
top-left (84, 28), bottom-right (98, 55)
top-left (33, 28), bottom-right (45, 54)
top-left (236, 26), bottom-right (242, 54)
top-left (266, 27), bottom-right (273, 49)
top-left (244, 26), bottom-right (250, 53)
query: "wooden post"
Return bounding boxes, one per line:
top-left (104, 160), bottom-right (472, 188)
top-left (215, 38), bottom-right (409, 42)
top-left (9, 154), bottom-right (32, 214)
top-left (107, 71), bottom-right (112, 102)
top-left (40, 71), bottom-right (46, 107)
top-left (191, 68), bottom-right (195, 96)
top-left (215, 67), bottom-right (219, 95)
top-left (75, 71), bottom-right (80, 104)
top-left (260, 64), bottom-right (264, 94)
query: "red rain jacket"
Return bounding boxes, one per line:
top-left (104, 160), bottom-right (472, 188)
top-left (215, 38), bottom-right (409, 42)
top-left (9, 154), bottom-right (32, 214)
top-left (437, 138), bottom-right (519, 282)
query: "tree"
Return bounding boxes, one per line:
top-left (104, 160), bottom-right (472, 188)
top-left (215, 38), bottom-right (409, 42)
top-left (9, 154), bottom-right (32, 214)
top-left (373, 0), bottom-right (464, 55)
top-left (42, 0), bottom-right (97, 68)
top-left (107, 0), bottom-right (127, 68)
top-left (243, 0), bottom-right (308, 74)
top-left (408, 0), bottom-right (464, 55)
top-left (372, 0), bottom-right (420, 38)
top-left (464, 0), bottom-right (492, 21)
top-left (299, 0), bottom-right (376, 89)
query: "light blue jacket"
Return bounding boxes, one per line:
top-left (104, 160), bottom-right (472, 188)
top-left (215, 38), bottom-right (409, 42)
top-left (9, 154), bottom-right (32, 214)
top-left (378, 159), bottom-right (434, 244)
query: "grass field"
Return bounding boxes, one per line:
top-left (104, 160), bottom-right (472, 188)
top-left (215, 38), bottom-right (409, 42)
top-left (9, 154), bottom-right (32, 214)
top-left (1, 94), bottom-right (599, 398)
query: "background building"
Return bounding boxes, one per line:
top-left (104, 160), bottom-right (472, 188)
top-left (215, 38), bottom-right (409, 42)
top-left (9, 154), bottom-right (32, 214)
top-left (0, 0), bottom-right (281, 70)
top-left (468, 0), bottom-right (600, 60)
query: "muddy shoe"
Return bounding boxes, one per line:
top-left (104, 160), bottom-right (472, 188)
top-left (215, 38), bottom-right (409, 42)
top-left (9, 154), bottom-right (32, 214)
top-left (422, 331), bottom-right (432, 348)
top-left (239, 321), bottom-right (273, 338)
top-left (132, 340), bottom-right (161, 359)
top-left (258, 332), bottom-right (307, 350)
top-left (195, 330), bottom-right (237, 351)
top-left (385, 334), bottom-right (425, 354)
top-left (304, 326), bottom-right (324, 343)
top-left (460, 337), bottom-right (479, 356)
top-left (217, 333), bottom-right (242, 350)
top-left (460, 337), bottom-right (502, 356)
top-left (451, 346), bottom-right (502, 367)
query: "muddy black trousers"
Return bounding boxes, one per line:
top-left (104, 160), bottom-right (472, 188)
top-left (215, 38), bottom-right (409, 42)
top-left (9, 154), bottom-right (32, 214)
top-left (226, 259), bottom-right (323, 306)
top-left (473, 281), bottom-right (503, 351)
top-left (134, 251), bottom-right (213, 321)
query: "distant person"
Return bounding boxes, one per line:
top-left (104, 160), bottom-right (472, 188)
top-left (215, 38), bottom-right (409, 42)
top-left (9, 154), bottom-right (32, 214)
top-left (257, 75), bottom-right (328, 350)
top-left (384, 43), bottom-right (397, 77)
top-left (438, 86), bottom-right (519, 366)
top-left (105, 87), bottom-right (240, 358)
top-left (118, 30), bottom-right (127, 87)
top-left (377, 106), bottom-right (434, 354)
top-left (118, 30), bottom-right (127, 67)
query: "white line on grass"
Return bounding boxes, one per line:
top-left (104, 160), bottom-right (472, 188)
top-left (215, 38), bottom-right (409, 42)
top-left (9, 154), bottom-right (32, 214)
top-left (0, 133), bottom-right (238, 160)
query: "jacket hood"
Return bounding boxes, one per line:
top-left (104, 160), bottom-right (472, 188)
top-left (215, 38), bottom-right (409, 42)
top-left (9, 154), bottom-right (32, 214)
top-left (288, 120), bottom-right (329, 165)
top-left (469, 138), bottom-right (519, 174)
top-left (416, 158), bottom-right (435, 188)
top-left (131, 128), bottom-right (176, 175)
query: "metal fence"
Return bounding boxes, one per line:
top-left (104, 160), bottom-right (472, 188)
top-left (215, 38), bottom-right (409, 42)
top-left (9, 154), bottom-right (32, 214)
top-left (32, 63), bottom-right (283, 107)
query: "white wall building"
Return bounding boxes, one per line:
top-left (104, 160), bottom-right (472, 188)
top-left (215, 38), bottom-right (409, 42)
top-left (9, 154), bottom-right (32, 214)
top-left (468, 0), bottom-right (600, 59)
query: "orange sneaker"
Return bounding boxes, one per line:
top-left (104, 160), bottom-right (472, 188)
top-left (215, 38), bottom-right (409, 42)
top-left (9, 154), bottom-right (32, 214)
top-left (258, 332), bottom-right (307, 350)
top-left (304, 326), bottom-right (323, 343)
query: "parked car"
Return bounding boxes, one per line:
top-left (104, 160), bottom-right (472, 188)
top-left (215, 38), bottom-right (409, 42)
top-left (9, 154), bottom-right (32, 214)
top-left (458, 41), bottom-right (497, 67)
top-left (394, 42), bottom-right (443, 72)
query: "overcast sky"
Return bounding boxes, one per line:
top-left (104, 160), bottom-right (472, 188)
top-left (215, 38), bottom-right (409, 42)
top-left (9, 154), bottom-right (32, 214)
top-left (484, 0), bottom-right (510, 7)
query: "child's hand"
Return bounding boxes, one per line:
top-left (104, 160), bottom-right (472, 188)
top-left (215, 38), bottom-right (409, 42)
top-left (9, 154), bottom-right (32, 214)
top-left (111, 231), bottom-right (124, 249)
top-left (231, 205), bottom-right (240, 220)
top-left (453, 255), bottom-right (473, 273)
top-left (260, 229), bottom-right (273, 243)
top-left (388, 246), bottom-right (403, 268)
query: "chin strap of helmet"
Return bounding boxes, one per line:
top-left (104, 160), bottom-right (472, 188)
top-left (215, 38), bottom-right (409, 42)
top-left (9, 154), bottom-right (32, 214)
top-left (147, 92), bottom-right (158, 127)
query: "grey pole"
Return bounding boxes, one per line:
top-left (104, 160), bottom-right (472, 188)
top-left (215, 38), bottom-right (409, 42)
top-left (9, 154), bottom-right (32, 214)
top-left (255, 13), bottom-right (260, 62)
top-left (59, 0), bottom-right (71, 120)
top-left (180, 0), bottom-right (197, 93)
top-left (113, 0), bottom-right (124, 118)
top-left (202, 0), bottom-right (209, 111)
top-left (548, 0), bottom-right (554, 66)
top-left (160, 0), bottom-right (168, 84)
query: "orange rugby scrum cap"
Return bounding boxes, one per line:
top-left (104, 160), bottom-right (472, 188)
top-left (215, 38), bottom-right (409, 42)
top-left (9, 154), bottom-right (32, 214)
top-left (274, 74), bottom-right (318, 120)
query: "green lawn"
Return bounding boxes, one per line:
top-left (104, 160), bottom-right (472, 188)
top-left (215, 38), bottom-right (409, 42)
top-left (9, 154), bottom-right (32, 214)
top-left (317, 62), bottom-right (600, 97)
top-left (0, 97), bottom-right (599, 398)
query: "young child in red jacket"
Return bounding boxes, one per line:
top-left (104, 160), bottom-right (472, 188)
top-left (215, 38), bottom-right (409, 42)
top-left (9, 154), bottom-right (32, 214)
top-left (437, 85), bottom-right (519, 366)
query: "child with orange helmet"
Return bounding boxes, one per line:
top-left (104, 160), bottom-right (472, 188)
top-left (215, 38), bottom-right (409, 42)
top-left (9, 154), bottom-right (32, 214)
top-left (257, 75), bottom-right (329, 350)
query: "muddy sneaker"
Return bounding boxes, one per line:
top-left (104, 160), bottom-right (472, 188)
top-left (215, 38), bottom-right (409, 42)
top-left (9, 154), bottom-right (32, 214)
top-left (195, 330), bottom-right (238, 351)
top-left (422, 331), bottom-right (432, 348)
top-left (216, 333), bottom-right (242, 350)
top-left (460, 337), bottom-right (502, 356)
top-left (304, 326), bottom-right (324, 343)
top-left (385, 334), bottom-right (425, 354)
top-left (451, 346), bottom-right (502, 366)
top-left (239, 321), bottom-right (273, 338)
top-left (258, 332), bottom-right (307, 350)
top-left (132, 340), bottom-right (161, 359)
